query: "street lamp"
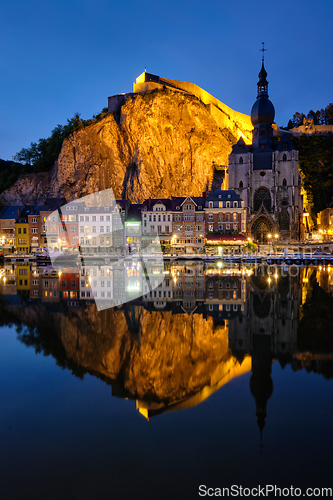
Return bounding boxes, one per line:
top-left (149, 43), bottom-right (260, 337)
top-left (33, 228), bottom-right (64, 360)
top-left (267, 233), bottom-right (272, 254)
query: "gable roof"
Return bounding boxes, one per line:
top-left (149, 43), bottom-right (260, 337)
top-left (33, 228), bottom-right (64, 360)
top-left (141, 198), bottom-right (173, 211)
top-left (206, 190), bottom-right (242, 202)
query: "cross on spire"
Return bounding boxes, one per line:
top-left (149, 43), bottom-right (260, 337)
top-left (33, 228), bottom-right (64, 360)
top-left (260, 42), bottom-right (267, 62)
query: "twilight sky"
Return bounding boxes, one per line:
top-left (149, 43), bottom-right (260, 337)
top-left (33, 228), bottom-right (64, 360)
top-left (0, 0), bottom-right (332, 161)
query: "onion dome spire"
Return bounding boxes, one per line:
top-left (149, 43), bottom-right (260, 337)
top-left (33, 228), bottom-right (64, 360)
top-left (257, 42), bottom-right (268, 98)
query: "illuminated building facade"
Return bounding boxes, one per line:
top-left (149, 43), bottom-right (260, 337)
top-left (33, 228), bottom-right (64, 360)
top-left (171, 196), bottom-right (205, 254)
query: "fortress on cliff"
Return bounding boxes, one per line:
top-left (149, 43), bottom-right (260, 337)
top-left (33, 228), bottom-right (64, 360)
top-left (108, 71), bottom-right (254, 144)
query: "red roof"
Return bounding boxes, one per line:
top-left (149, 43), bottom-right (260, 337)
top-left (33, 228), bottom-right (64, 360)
top-left (206, 234), bottom-right (248, 242)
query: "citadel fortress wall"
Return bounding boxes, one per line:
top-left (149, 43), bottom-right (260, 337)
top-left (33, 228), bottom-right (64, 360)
top-left (109, 71), bottom-right (254, 144)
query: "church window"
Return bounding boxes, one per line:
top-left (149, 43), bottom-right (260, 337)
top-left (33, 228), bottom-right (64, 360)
top-left (239, 157), bottom-right (243, 164)
top-left (283, 154), bottom-right (287, 162)
top-left (282, 198), bottom-right (288, 206)
top-left (279, 212), bottom-right (289, 231)
top-left (282, 178), bottom-right (287, 186)
top-left (239, 180), bottom-right (243, 188)
top-left (254, 187), bottom-right (272, 212)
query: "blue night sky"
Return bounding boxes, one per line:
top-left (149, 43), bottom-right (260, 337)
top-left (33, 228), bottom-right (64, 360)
top-left (0, 0), bottom-right (332, 161)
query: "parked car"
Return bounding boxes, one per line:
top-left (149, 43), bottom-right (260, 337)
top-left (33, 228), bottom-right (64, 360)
top-left (313, 250), bottom-right (328, 255)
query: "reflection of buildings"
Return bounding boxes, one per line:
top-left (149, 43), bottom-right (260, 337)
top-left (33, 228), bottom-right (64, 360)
top-left (317, 265), bottom-right (333, 296)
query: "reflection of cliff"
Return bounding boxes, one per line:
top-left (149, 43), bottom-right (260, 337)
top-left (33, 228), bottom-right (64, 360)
top-left (59, 307), bottom-right (235, 402)
top-left (1, 300), bottom-right (251, 410)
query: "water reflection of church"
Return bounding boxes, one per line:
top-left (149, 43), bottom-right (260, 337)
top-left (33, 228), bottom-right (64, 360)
top-left (228, 266), bottom-right (302, 437)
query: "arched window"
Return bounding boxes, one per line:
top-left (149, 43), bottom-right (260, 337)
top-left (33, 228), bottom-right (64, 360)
top-left (239, 157), bottom-right (243, 164)
top-left (239, 180), bottom-right (243, 188)
top-left (282, 178), bottom-right (287, 186)
top-left (283, 154), bottom-right (287, 162)
top-left (254, 187), bottom-right (272, 212)
top-left (279, 212), bottom-right (290, 231)
top-left (281, 197), bottom-right (288, 206)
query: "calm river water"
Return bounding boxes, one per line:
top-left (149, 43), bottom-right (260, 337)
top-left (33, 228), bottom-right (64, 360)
top-left (0, 262), bottom-right (332, 499)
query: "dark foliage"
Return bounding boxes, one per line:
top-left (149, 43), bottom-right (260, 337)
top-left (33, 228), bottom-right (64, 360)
top-left (291, 135), bottom-right (333, 215)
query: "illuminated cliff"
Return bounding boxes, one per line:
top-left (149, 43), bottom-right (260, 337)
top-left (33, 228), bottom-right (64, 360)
top-left (1, 86), bottom-right (240, 204)
top-left (132, 71), bottom-right (253, 143)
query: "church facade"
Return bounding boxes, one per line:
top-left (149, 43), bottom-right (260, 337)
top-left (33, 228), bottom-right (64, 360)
top-left (228, 59), bottom-right (303, 242)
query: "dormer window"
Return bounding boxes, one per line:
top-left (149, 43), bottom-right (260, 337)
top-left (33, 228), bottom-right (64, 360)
top-left (239, 157), bottom-right (243, 164)
top-left (218, 195), bottom-right (221, 198)
top-left (209, 201), bottom-right (213, 208)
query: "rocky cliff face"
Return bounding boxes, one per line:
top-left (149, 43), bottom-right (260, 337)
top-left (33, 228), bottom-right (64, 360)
top-left (1, 88), bottom-right (237, 204)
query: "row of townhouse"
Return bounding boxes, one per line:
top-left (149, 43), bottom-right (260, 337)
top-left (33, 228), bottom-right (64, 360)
top-left (127, 190), bottom-right (246, 254)
top-left (0, 198), bottom-right (129, 255)
top-left (0, 189), bottom-right (246, 255)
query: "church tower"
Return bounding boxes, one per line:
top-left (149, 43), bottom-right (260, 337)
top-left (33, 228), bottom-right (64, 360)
top-left (228, 47), bottom-right (303, 242)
